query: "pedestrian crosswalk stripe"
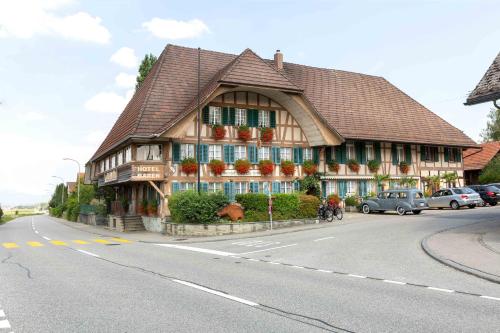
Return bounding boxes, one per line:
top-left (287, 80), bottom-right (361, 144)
top-left (93, 239), bottom-right (111, 244)
top-left (111, 238), bottom-right (132, 243)
top-left (27, 241), bottom-right (44, 247)
top-left (73, 240), bottom-right (89, 244)
top-left (2, 243), bottom-right (19, 249)
top-left (50, 240), bottom-right (67, 246)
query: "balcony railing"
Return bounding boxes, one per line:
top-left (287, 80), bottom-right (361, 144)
top-left (97, 161), bottom-right (165, 186)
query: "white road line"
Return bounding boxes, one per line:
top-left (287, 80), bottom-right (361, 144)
top-left (427, 287), bottom-right (454, 293)
top-left (246, 258), bottom-right (259, 262)
top-left (313, 236), bottom-right (335, 242)
top-left (156, 244), bottom-right (235, 257)
top-left (291, 265), bottom-right (304, 269)
top-left (268, 262), bottom-right (281, 265)
top-left (383, 280), bottom-right (406, 285)
top-left (239, 243), bottom-right (297, 255)
top-left (480, 295), bottom-right (500, 301)
top-left (42, 236), bottom-right (51, 241)
top-left (0, 319), bottom-right (11, 329)
top-left (76, 249), bottom-right (100, 258)
top-left (172, 279), bottom-right (259, 306)
top-left (34, 230), bottom-right (39, 234)
top-left (348, 274), bottom-right (366, 279)
top-left (317, 269), bottom-right (333, 273)
top-left (0, 310), bottom-right (5, 317)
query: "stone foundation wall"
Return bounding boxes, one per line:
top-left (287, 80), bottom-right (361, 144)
top-left (142, 216), bottom-right (165, 233)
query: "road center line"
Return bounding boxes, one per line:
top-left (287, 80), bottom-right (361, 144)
top-left (0, 319), bottom-right (11, 329)
top-left (383, 279), bottom-right (406, 285)
top-left (348, 274), bottom-right (366, 279)
top-left (172, 279), bottom-right (259, 306)
top-left (76, 249), bottom-right (100, 258)
top-left (313, 236), bottom-right (335, 242)
top-left (239, 243), bottom-right (297, 255)
top-left (427, 287), bottom-right (454, 293)
top-left (156, 244), bottom-right (235, 257)
top-left (480, 295), bottom-right (500, 301)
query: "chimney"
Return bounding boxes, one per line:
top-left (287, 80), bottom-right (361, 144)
top-left (274, 50), bottom-right (283, 71)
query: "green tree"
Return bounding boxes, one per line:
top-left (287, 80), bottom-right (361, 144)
top-left (480, 108), bottom-right (500, 142)
top-left (441, 172), bottom-right (458, 188)
top-left (136, 53), bottom-right (158, 89)
top-left (479, 156), bottom-right (500, 184)
top-left (374, 174), bottom-right (390, 193)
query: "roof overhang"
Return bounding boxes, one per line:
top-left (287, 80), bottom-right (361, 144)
top-left (464, 92), bottom-right (500, 106)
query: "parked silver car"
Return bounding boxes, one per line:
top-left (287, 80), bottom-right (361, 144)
top-left (427, 188), bottom-right (482, 209)
top-left (361, 189), bottom-right (428, 215)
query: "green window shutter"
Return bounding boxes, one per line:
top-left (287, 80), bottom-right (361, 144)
top-left (200, 182), bottom-right (208, 192)
top-left (294, 180), bottom-right (300, 192)
top-left (420, 146), bottom-right (426, 161)
top-left (229, 145), bottom-right (235, 164)
top-left (391, 144), bottom-right (398, 165)
top-left (172, 142), bottom-right (180, 163)
top-left (202, 106), bottom-right (209, 124)
top-left (294, 147), bottom-right (303, 164)
top-left (247, 109), bottom-right (258, 127)
top-left (313, 147), bottom-right (320, 164)
top-left (272, 147), bottom-right (281, 164)
top-left (325, 147), bottom-right (332, 163)
top-left (444, 147), bottom-right (449, 162)
top-left (338, 143), bottom-right (347, 164)
top-left (253, 109), bottom-right (259, 127)
top-left (272, 181), bottom-right (281, 194)
top-left (355, 142), bottom-right (365, 164)
top-left (405, 145), bottom-right (412, 164)
top-left (374, 142), bottom-right (382, 163)
top-left (359, 180), bottom-right (367, 197)
top-left (456, 148), bottom-right (462, 162)
top-left (224, 182), bottom-right (235, 202)
top-left (321, 181), bottom-right (327, 199)
top-left (222, 107), bottom-right (229, 125)
top-left (246, 109), bottom-right (253, 127)
top-left (433, 147), bottom-right (439, 162)
top-left (338, 180), bottom-right (347, 198)
top-left (248, 145), bottom-right (258, 164)
top-left (172, 182), bottom-right (180, 193)
top-left (199, 144), bottom-right (208, 163)
top-left (229, 107), bottom-right (236, 126)
top-left (249, 182), bottom-right (259, 193)
top-left (224, 145), bottom-right (235, 164)
top-left (270, 111), bottom-right (276, 128)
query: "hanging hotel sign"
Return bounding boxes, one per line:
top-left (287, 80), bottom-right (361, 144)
top-left (104, 170), bottom-right (118, 183)
top-left (131, 165), bottom-right (165, 181)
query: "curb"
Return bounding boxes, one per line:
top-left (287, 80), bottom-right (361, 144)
top-left (421, 224), bottom-right (500, 285)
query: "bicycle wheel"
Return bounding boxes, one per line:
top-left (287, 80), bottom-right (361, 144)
top-left (334, 208), bottom-right (343, 220)
top-left (325, 209), bottom-right (334, 222)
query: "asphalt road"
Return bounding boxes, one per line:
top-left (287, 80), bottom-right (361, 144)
top-left (1, 207), bottom-right (499, 332)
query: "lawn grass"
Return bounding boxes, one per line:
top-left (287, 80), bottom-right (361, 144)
top-left (0, 210), bottom-right (44, 224)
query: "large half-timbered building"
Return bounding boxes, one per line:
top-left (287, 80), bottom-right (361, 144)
top-left (86, 45), bottom-right (477, 220)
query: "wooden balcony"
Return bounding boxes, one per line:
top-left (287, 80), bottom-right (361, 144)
top-left (97, 162), bottom-right (165, 187)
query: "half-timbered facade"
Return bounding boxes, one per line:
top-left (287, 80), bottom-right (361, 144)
top-left (86, 45), bottom-right (477, 219)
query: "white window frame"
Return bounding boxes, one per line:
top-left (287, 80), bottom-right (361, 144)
top-left (180, 183), bottom-right (195, 192)
top-left (347, 181), bottom-right (356, 195)
top-left (303, 148), bottom-right (313, 161)
top-left (125, 146), bottom-right (132, 163)
top-left (365, 144), bottom-right (374, 161)
top-left (209, 106), bottom-right (222, 125)
top-left (235, 108), bottom-right (246, 126)
top-left (181, 144), bottom-right (195, 160)
top-left (110, 155), bottom-right (116, 169)
top-left (326, 181), bottom-right (336, 196)
top-left (117, 151), bottom-right (123, 166)
top-left (280, 181), bottom-right (293, 194)
top-left (100, 160), bottom-right (105, 173)
top-left (234, 182), bottom-right (247, 195)
top-left (234, 145), bottom-right (246, 160)
top-left (258, 110), bottom-right (270, 127)
top-left (259, 146), bottom-right (271, 161)
top-left (209, 144), bottom-right (222, 161)
top-left (137, 145), bottom-right (162, 161)
top-left (280, 147), bottom-right (292, 161)
top-left (396, 145), bottom-right (405, 163)
top-left (346, 143), bottom-right (356, 160)
top-left (208, 182), bottom-right (222, 193)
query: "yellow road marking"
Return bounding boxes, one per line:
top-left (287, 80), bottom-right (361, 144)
top-left (50, 240), bottom-right (67, 246)
top-left (73, 240), bottom-right (89, 244)
top-left (27, 241), bottom-right (44, 247)
top-left (111, 238), bottom-right (132, 243)
top-left (2, 242), bottom-right (19, 249)
top-left (93, 239), bottom-right (111, 244)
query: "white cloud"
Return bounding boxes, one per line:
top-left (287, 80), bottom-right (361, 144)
top-left (84, 90), bottom-right (134, 114)
top-left (110, 47), bottom-right (138, 68)
top-left (0, 0), bottom-right (111, 43)
top-left (115, 72), bottom-right (137, 88)
top-left (142, 18), bottom-right (209, 40)
top-left (18, 111), bottom-right (47, 121)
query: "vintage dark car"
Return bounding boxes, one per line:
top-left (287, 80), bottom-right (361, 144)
top-left (360, 189), bottom-right (429, 215)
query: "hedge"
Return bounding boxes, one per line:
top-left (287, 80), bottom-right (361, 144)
top-left (169, 191), bottom-right (228, 224)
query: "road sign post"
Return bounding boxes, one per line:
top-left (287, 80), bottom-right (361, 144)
top-left (268, 193), bottom-right (273, 231)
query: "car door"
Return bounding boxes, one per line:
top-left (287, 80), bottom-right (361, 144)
top-left (384, 192), bottom-right (398, 210)
top-left (441, 189), bottom-right (453, 207)
top-left (428, 190), bottom-right (442, 208)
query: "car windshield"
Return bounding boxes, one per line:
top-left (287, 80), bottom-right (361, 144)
top-left (452, 188), bottom-right (474, 194)
top-left (485, 186), bottom-right (500, 192)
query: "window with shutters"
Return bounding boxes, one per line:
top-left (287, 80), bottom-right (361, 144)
top-left (234, 145), bottom-right (246, 160)
top-left (347, 181), bottom-right (357, 195)
top-left (260, 182), bottom-right (270, 194)
top-left (365, 144), bottom-right (374, 161)
top-left (179, 183), bottom-right (195, 192)
top-left (208, 182), bottom-right (222, 193)
top-left (280, 181), bottom-right (293, 194)
top-left (346, 144), bottom-right (356, 160)
top-left (180, 144), bottom-right (195, 159)
top-left (137, 145), bottom-right (162, 161)
top-left (259, 146), bottom-right (270, 160)
top-left (125, 146), bottom-right (132, 163)
top-left (235, 108), bottom-right (246, 126)
top-left (447, 147), bottom-right (460, 163)
top-left (209, 144), bottom-right (222, 161)
top-left (326, 181), bottom-right (336, 195)
top-left (303, 148), bottom-right (313, 161)
top-left (396, 145), bottom-right (404, 163)
top-left (421, 146), bottom-right (438, 162)
top-left (209, 106), bottom-right (222, 125)
top-left (280, 147), bottom-right (292, 161)
top-left (258, 110), bottom-right (270, 127)
top-left (234, 182), bottom-right (247, 195)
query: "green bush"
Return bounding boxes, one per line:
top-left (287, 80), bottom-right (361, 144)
top-left (345, 195), bottom-right (359, 207)
top-left (479, 156), bottom-right (500, 184)
top-left (0, 207), bottom-right (3, 220)
top-left (169, 191), bottom-right (229, 224)
top-left (242, 210), bottom-right (269, 222)
top-left (300, 175), bottom-right (320, 197)
top-left (236, 193), bottom-right (268, 212)
top-left (65, 195), bottom-right (80, 222)
top-left (298, 195), bottom-right (320, 218)
top-left (273, 194), bottom-right (300, 217)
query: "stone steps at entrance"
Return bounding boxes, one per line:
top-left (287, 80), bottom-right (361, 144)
top-left (108, 215), bottom-right (146, 232)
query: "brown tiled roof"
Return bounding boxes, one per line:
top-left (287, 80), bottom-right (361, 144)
top-left (463, 141), bottom-right (500, 170)
top-left (90, 44), bottom-right (477, 161)
top-left (465, 52), bottom-right (500, 105)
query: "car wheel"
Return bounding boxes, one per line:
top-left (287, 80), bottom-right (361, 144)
top-left (396, 206), bottom-right (406, 216)
top-left (468, 204), bottom-right (476, 209)
top-left (362, 204), bottom-right (370, 214)
top-left (491, 202), bottom-right (498, 207)
top-left (412, 210), bottom-right (422, 215)
top-left (450, 201), bottom-right (460, 210)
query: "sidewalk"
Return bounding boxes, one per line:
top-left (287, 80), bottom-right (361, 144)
top-left (422, 220), bottom-right (500, 284)
top-left (50, 212), bottom-right (367, 244)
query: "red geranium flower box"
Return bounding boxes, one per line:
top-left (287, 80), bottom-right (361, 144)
top-left (212, 125), bottom-right (226, 140)
top-left (260, 127), bottom-right (273, 143)
top-left (209, 159), bottom-right (225, 176)
top-left (303, 160), bottom-right (317, 176)
top-left (259, 160), bottom-right (274, 176)
top-left (281, 160), bottom-right (295, 177)
top-left (237, 126), bottom-right (251, 141)
top-left (181, 158), bottom-right (198, 175)
top-left (234, 159), bottom-right (251, 175)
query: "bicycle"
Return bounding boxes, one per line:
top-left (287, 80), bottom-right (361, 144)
top-left (318, 200), bottom-right (343, 222)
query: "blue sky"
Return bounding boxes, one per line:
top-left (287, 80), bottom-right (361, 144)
top-left (0, 0), bottom-right (498, 206)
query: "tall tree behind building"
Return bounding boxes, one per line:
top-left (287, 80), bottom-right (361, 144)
top-left (136, 53), bottom-right (158, 89)
top-left (480, 108), bottom-right (500, 142)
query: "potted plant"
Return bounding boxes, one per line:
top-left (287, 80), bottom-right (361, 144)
top-left (327, 194), bottom-right (341, 206)
top-left (258, 159), bottom-right (274, 176)
top-left (147, 200), bottom-right (158, 216)
top-left (139, 198), bottom-right (148, 215)
top-left (212, 124), bottom-right (226, 140)
top-left (367, 159), bottom-right (381, 173)
top-left (120, 197), bottom-right (129, 213)
top-left (209, 159), bottom-right (225, 176)
top-left (181, 157), bottom-right (198, 175)
top-left (303, 160), bottom-right (317, 176)
top-left (237, 125), bottom-right (251, 141)
top-left (260, 127), bottom-right (273, 143)
top-left (399, 161), bottom-right (410, 174)
top-left (328, 160), bottom-right (340, 173)
top-left (234, 159), bottom-right (251, 175)
top-left (281, 160), bottom-right (295, 177)
top-left (347, 159), bottom-right (360, 173)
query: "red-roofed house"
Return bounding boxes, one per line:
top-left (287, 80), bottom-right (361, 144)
top-left (464, 141), bottom-right (500, 184)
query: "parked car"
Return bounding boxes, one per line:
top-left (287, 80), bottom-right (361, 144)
top-left (467, 185), bottom-right (500, 206)
top-left (488, 183), bottom-right (500, 191)
top-left (361, 189), bottom-right (428, 215)
top-left (428, 188), bottom-right (482, 209)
